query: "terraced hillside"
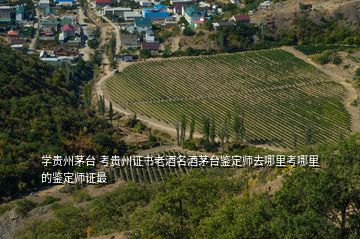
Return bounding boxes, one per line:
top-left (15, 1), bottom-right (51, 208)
top-left (106, 49), bottom-right (351, 148)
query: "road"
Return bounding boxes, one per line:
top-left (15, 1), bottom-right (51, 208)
top-left (29, 7), bottom-right (40, 51)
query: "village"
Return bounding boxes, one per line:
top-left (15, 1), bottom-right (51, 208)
top-left (0, 0), bottom-right (284, 65)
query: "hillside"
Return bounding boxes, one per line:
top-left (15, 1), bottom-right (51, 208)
top-left (106, 49), bottom-right (351, 148)
top-left (0, 46), bottom-right (126, 201)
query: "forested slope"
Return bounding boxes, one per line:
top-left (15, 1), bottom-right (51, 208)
top-left (0, 46), bottom-right (125, 200)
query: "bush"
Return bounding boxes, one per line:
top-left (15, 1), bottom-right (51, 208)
top-left (15, 199), bottom-right (37, 216)
top-left (38, 196), bottom-right (60, 207)
top-left (183, 26), bottom-right (195, 36)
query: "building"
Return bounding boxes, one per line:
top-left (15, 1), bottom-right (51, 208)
top-left (229, 15), bottom-right (250, 24)
top-left (39, 50), bottom-right (77, 64)
top-left (259, 0), bottom-right (273, 10)
top-left (140, 0), bottom-right (152, 7)
top-left (54, 46), bottom-right (79, 56)
top-left (15, 5), bottom-right (25, 23)
top-left (0, 6), bottom-right (11, 24)
top-left (120, 34), bottom-right (138, 49)
top-left (141, 42), bottom-right (160, 51)
top-left (183, 5), bottom-right (206, 28)
top-left (212, 21), bottom-right (234, 30)
top-left (134, 17), bottom-right (152, 32)
top-left (142, 5), bottom-right (170, 20)
top-left (144, 29), bottom-right (155, 42)
top-left (61, 24), bottom-right (75, 37)
top-left (7, 30), bottom-right (25, 44)
top-left (95, 0), bottom-right (111, 8)
top-left (39, 0), bottom-right (50, 9)
top-left (102, 6), bottom-right (132, 17)
top-left (170, 0), bottom-right (193, 4)
top-left (55, 0), bottom-right (76, 6)
top-left (123, 11), bottom-right (143, 22)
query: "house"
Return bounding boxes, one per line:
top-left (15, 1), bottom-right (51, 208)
top-left (39, 0), bottom-right (50, 9)
top-left (0, 6), bottom-right (11, 24)
top-left (134, 17), bottom-right (152, 32)
top-left (95, 0), bottom-right (111, 8)
top-left (212, 21), bottom-right (234, 30)
top-left (120, 34), bottom-right (138, 49)
top-left (183, 5), bottom-right (206, 28)
top-left (123, 11), bottom-right (143, 22)
top-left (144, 29), bottom-right (155, 42)
top-left (15, 5), bottom-right (25, 23)
top-left (142, 5), bottom-right (170, 21)
top-left (61, 24), bottom-right (75, 38)
top-left (54, 46), bottom-right (79, 56)
top-left (139, 0), bottom-right (152, 7)
top-left (39, 50), bottom-right (77, 64)
top-left (171, 3), bottom-right (187, 15)
top-left (259, 0), bottom-right (273, 10)
top-left (170, 0), bottom-right (193, 4)
top-left (102, 6), bottom-right (132, 17)
top-left (230, 0), bottom-right (239, 4)
top-left (60, 15), bottom-right (77, 26)
top-left (40, 16), bottom-right (59, 31)
top-left (7, 29), bottom-right (25, 44)
top-left (229, 15), bottom-right (250, 24)
top-left (117, 54), bottom-right (134, 62)
top-left (43, 7), bottom-right (55, 17)
top-left (55, 0), bottom-right (76, 6)
top-left (141, 42), bottom-right (160, 51)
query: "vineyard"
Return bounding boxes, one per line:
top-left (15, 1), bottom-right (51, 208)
top-left (106, 49), bottom-right (351, 148)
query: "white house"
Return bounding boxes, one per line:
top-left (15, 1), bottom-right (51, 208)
top-left (144, 29), bottom-right (155, 43)
top-left (259, 0), bottom-right (273, 10)
top-left (39, 0), bottom-right (50, 9)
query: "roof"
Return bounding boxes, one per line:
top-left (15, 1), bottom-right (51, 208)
top-left (0, 6), bottom-right (11, 10)
top-left (231, 15), bottom-right (250, 22)
top-left (184, 6), bottom-right (206, 17)
top-left (153, 4), bottom-right (167, 11)
top-left (124, 11), bottom-right (143, 19)
top-left (120, 34), bottom-right (138, 45)
top-left (143, 9), bottom-right (170, 19)
top-left (60, 18), bottom-right (72, 25)
top-left (213, 22), bottom-right (234, 27)
top-left (16, 6), bottom-right (25, 14)
top-left (95, 0), bottom-right (111, 4)
top-left (135, 17), bottom-right (152, 27)
top-left (62, 24), bottom-right (75, 31)
top-left (7, 30), bottom-right (19, 36)
top-left (141, 42), bottom-right (160, 50)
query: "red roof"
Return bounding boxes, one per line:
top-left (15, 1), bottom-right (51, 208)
top-left (7, 30), bottom-right (19, 36)
top-left (232, 15), bottom-right (250, 22)
top-left (62, 24), bottom-right (75, 32)
top-left (95, 0), bottom-right (111, 3)
top-left (141, 42), bottom-right (160, 50)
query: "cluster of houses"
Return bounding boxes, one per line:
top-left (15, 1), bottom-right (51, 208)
top-left (0, 3), bottom-right (34, 49)
top-left (37, 0), bottom-right (84, 64)
top-left (93, 0), bottom-right (230, 54)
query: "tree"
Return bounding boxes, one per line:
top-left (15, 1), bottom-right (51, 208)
top-left (202, 116), bottom-right (210, 142)
top-left (180, 114), bottom-right (187, 145)
top-left (234, 108), bottom-right (245, 142)
top-left (306, 126), bottom-right (313, 145)
top-left (183, 26), bottom-right (195, 36)
top-left (189, 114), bottom-right (195, 140)
top-left (209, 117), bottom-right (216, 144)
top-left (108, 101), bottom-right (114, 122)
top-left (98, 95), bottom-right (106, 116)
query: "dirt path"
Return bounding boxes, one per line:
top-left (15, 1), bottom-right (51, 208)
top-left (282, 46), bottom-right (360, 133)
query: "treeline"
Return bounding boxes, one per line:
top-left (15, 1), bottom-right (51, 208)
top-left (13, 134), bottom-right (360, 239)
top-left (0, 46), bottom-right (125, 201)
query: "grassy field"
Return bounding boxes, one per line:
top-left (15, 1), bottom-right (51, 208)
top-left (106, 49), bottom-right (351, 148)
